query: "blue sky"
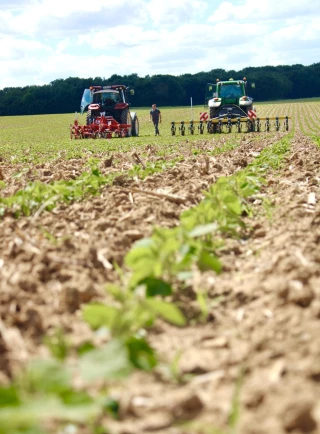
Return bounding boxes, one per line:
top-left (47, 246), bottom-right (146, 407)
top-left (0, 0), bottom-right (319, 89)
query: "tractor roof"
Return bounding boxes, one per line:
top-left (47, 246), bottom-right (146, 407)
top-left (94, 89), bottom-right (120, 95)
top-left (89, 85), bottom-right (128, 92)
top-left (218, 80), bottom-right (245, 85)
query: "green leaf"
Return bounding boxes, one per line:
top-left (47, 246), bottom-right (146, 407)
top-left (91, 168), bottom-right (101, 177)
top-left (125, 245), bottom-right (154, 268)
top-left (140, 277), bottom-right (172, 297)
top-left (196, 292), bottom-right (209, 322)
top-left (223, 194), bottom-right (242, 214)
top-left (60, 389), bottom-right (93, 406)
top-left (77, 341), bottom-right (95, 356)
top-left (23, 359), bottom-right (70, 395)
top-left (144, 299), bottom-right (186, 326)
top-left (82, 303), bottom-right (119, 330)
top-left (79, 339), bottom-right (132, 381)
top-left (197, 251), bottom-right (222, 273)
top-left (0, 386), bottom-right (20, 407)
top-left (0, 398), bottom-right (102, 432)
top-left (176, 271), bottom-right (194, 281)
top-left (129, 237), bottom-right (153, 248)
top-left (104, 397), bottom-right (120, 419)
top-left (126, 336), bottom-right (157, 370)
top-left (188, 222), bottom-right (218, 238)
top-left (106, 283), bottom-right (126, 302)
top-left (43, 328), bottom-right (69, 360)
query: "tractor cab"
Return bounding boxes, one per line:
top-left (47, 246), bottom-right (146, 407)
top-left (80, 85), bottom-right (132, 115)
top-left (206, 79), bottom-right (247, 105)
top-left (207, 78), bottom-right (254, 119)
top-left (218, 81), bottom-right (244, 104)
top-left (77, 84), bottom-right (139, 137)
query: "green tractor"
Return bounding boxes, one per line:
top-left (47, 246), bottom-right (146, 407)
top-left (205, 78), bottom-right (256, 133)
top-left (169, 78), bottom-right (289, 136)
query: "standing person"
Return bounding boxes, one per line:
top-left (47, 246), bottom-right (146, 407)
top-left (149, 104), bottom-right (161, 136)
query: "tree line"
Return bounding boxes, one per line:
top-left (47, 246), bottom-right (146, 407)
top-left (0, 63), bottom-right (319, 116)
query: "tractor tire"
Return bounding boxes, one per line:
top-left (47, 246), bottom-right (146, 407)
top-left (130, 112), bottom-right (139, 136)
top-left (210, 107), bottom-right (216, 119)
top-left (246, 120), bottom-right (255, 132)
top-left (208, 121), bottom-right (217, 134)
top-left (120, 109), bottom-right (132, 137)
top-left (86, 110), bottom-right (92, 126)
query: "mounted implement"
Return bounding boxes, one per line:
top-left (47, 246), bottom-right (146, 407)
top-left (170, 78), bottom-right (289, 135)
top-left (70, 84), bottom-right (139, 139)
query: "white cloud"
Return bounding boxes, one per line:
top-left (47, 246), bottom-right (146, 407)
top-left (78, 26), bottom-right (159, 49)
top-left (0, 0), bottom-right (148, 38)
top-left (146, 0), bottom-right (207, 26)
top-left (0, 0), bottom-right (319, 90)
top-left (208, 0), bottom-right (319, 22)
top-left (0, 36), bottom-right (50, 61)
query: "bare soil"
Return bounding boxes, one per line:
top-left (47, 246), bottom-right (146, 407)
top-left (0, 128), bottom-right (319, 434)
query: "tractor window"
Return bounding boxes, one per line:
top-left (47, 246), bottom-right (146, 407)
top-left (112, 92), bottom-right (120, 102)
top-left (80, 89), bottom-right (93, 114)
top-left (93, 93), bottom-right (102, 104)
top-left (219, 84), bottom-right (243, 98)
top-left (103, 91), bottom-right (120, 105)
top-left (205, 83), bottom-right (217, 103)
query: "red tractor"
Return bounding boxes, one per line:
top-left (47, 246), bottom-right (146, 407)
top-left (71, 84), bottom-right (139, 138)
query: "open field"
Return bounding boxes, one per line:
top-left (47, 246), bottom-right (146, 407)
top-left (0, 101), bottom-right (320, 434)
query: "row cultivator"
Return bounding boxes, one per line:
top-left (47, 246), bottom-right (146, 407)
top-left (70, 115), bottom-right (131, 139)
top-left (70, 84), bottom-right (139, 140)
top-left (170, 78), bottom-right (290, 135)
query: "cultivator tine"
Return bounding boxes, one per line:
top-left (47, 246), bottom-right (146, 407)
top-left (227, 118), bottom-right (232, 133)
top-left (171, 120), bottom-right (211, 135)
top-left (179, 121), bottom-right (186, 136)
top-left (253, 116), bottom-right (290, 132)
top-left (70, 115), bottom-right (133, 139)
top-left (265, 117), bottom-right (270, 132)
top-left (285, 116), bottom-right (289, 131)
top-left (171, 121), bottom-right (176, 136)
top-left (70, 119), bottom-right (83, 140)
top-left (237, 117), bottom-right (242, 133)
top-left (170, 115), bottom-right (289, 135)
top-left (198, 120), bottom-right (205, 134)
top-left (256, 118), bottom-right (260, 132)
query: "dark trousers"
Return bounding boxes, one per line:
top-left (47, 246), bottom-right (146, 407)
top-left (153, 120), bottom-right (160, 135)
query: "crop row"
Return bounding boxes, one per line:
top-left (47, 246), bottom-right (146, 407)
top-left (0, 129), bottom-right (294, 433)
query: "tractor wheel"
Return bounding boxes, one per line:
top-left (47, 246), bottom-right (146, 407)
top-left (86, 110), bottom-right (92, 126)
top-left (130, 113), bottom-right (139, 136)
top-left (209, 107), bottom-right (216, 119)
top-left (120, 109), bottom-right (132, 137)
